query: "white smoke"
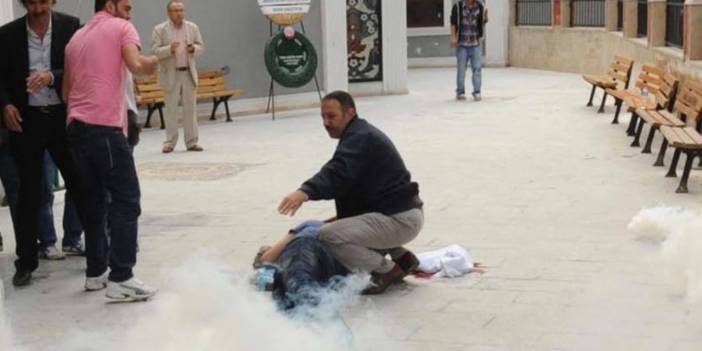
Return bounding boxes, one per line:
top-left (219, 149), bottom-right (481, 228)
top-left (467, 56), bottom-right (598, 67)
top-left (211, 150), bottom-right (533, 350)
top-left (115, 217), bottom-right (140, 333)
top-left (628, 206), bottom-right (702, 323)
top-left (0, 284), bottom-right (16, 350)
top-left (59, 255), bottom-right (395, 351)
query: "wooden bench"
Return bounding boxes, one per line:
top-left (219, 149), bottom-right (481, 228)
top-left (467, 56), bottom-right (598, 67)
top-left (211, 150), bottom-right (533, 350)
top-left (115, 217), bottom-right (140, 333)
top-left (583, 56), bottom-right (634, 113)
top-left (605, 65), bottom-right (672, 125)
top-left (633, 78), bottom-right (699, 157)
top-left (659, 126), bottom-right (702, 193)
top-left (135, 70), bottom-right (244, 129)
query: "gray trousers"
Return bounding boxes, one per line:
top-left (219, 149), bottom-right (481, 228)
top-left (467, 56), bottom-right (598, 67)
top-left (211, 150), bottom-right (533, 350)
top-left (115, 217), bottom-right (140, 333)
top-left (319, 208), bottom-right (423, 274)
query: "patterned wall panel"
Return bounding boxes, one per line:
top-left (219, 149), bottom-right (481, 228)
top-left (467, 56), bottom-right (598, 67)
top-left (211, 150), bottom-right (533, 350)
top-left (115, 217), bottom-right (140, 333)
top-left (347, 0), bottom-right (383, 82)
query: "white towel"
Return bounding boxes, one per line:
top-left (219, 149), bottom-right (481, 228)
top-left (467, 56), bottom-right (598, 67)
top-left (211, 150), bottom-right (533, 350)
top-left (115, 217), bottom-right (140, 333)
top-left (417, 245), bottom-right (475, 278)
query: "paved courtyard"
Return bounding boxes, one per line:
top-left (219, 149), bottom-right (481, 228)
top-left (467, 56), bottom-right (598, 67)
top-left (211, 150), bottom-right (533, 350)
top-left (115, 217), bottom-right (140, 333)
top-left (2, 67), bottom-right (702, 350)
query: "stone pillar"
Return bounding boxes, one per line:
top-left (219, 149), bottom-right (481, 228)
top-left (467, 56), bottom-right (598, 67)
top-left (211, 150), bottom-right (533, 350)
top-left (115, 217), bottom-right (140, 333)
top-left (381, 0), bottom-right (408, 94)
top-left (560, 0), bottom-right (572, 27)
top-left (623, 0), bottom-right (638, 37)
top-left (605, 0), bottom-right (619, 31)
top-left (320, 0), bottom-right (348, 93)
top-left (648, 0), bottom-right (666, 47)
top-left (686, 0), bottom-right (702, 60)
top-left (0, 0), bottom-right (14, 25)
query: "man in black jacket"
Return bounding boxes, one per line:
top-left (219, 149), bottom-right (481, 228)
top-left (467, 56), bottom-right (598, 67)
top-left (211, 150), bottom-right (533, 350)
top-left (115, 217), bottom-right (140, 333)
top-left (0, 0), bottom-right (83, 286)
top-left (279, 91), bottom-right (424, 295)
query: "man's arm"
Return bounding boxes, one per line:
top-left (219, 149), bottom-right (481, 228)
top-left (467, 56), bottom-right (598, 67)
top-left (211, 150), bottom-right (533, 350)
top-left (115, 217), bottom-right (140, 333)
top-left (123, 43), bottom-right (159, 76)
top-left (189, 23), bottom-right (204, 58)
top-left (278, 132), bottom-right (370, 216)
top-left (62, 63), bottom-right (71, 103)
top-left (49, 16), bottom-right (81, 92)
top-left (151, 25), bottom-right (172, 59)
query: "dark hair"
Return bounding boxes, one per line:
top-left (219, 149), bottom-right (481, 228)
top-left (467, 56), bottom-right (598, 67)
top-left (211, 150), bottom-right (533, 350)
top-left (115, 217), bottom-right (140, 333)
top-left (18, 0), bottom-right (57, 6)
top-left (94, 0), bottom-right (119, 13)
top-left (323, 91), bottom-right (357, 115)
top-left (167, 0), bottom-right (182, 11)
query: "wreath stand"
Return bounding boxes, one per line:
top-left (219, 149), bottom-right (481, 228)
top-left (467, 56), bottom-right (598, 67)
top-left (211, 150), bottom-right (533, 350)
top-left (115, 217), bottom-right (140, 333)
top-left (265, 20), bottom-right (323, 121)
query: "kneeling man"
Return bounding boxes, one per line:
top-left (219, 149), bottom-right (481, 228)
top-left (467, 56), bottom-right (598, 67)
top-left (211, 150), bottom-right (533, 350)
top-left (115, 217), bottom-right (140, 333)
top-left (279, 91), bottom-right (424, 294)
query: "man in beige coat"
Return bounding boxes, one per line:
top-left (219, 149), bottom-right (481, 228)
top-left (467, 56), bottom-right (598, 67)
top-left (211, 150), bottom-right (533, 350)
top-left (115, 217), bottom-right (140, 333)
top-left (152, 0), bottom-right (204, 153)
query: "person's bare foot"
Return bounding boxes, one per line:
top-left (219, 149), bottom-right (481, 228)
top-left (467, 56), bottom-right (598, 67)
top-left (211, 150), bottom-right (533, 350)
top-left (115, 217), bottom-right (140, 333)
top-left (162, 144), bottom-right (174, 153)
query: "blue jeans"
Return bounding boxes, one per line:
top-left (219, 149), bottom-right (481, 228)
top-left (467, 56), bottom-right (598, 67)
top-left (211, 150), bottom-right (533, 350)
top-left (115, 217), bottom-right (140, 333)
top-left (67, 121), bottom-right (140, 282)
top-left (39, 153), bottom-right (83, 248)
top-left (456, 45), bottom-right (482, 95)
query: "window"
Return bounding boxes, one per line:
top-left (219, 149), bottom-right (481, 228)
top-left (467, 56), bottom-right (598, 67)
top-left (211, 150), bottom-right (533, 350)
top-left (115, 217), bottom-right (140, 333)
top-left (616, 0), bottom-right (623, 31)
top-left (407, 0), bottom-right (452, 36)
top-left (665, 0), bottom-right (684, 48)
top-left (571, 0), bottom-right (605, 27)
top-left (516, 0), bottom-right (552, 26)
top-left (407, 0), bottom-right (444, 28)
top-left (637, 0), bottom-right (648, 38)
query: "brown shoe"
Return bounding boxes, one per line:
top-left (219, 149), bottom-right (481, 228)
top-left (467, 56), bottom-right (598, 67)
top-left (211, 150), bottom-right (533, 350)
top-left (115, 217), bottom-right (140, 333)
top-left (162, 144), bottom-right (174, 153)
top-left (362, 264), bottom-right (408, 295)
top-left (187, 144), bottom-right (204, 152)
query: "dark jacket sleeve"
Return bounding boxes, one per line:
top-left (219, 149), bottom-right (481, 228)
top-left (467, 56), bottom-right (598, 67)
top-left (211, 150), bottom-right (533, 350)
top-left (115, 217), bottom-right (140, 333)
top-left (299, 131), bottom-right (370, 201)
top-left (50, 16), bottom-right (80, 91)
top-left (450, 3), bottom-right (458, 27)
top-left (0, 26), bottom-right (10, 112)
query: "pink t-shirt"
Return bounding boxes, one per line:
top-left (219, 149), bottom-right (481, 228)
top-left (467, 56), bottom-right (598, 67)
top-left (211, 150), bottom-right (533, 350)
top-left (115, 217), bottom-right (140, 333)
top-left (65, 12), bottom-right (141, 129)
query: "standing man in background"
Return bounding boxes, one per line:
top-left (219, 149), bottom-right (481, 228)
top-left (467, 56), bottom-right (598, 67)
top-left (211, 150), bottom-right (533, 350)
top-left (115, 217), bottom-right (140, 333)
top-left (63, 0), bottom-right (158, 300)
top-left (152, 0), bottom-right (204, 154)
top-left (0, 0), bottom-right (83, 286)
top-left (450, 0), bottom-right (487, 102)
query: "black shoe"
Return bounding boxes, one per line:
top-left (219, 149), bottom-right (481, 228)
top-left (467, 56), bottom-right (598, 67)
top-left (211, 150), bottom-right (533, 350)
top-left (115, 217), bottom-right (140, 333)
top-left (394, 251), bottom-right (419, 274)
top-left (0, 233), bottom-right (4, 252)
top-left (12, 270), bottom-right (32, 287)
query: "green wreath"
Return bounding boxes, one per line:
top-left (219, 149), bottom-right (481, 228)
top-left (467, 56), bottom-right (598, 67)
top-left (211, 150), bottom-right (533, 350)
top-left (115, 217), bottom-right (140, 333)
top-left (264, 30), bottom-right (318, 88)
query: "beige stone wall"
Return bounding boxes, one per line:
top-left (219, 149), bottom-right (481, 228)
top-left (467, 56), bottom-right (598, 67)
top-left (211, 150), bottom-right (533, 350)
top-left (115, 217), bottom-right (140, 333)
top-left (509, 26), bottom-right (702, 82)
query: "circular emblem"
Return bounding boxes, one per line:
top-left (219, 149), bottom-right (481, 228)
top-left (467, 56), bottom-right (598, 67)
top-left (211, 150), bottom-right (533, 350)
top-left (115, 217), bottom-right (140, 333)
top-left (264, 30), bottom-right (318, 88)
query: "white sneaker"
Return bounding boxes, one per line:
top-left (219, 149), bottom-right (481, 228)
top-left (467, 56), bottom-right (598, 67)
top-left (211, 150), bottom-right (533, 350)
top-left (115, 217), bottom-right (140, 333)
top-left (85, 271), bottom-right (108, 291)
top-left (106, 277), bottom-right (158, 301)
top-left (39, 245), bottom-right (66, 260)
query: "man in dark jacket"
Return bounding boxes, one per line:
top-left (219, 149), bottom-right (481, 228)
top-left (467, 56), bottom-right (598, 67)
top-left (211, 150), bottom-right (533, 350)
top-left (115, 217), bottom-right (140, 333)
top-left (279, 91), bottom-right (424, 295)
top-left (0, 0), bottom-right (83, 286)
top-left (450, 0), bottom-right (487, 101)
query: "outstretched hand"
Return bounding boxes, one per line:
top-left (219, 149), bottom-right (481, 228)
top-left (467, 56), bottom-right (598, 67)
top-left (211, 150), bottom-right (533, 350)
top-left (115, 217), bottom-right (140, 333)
top-left (278, 190), bottom-right (309, 217)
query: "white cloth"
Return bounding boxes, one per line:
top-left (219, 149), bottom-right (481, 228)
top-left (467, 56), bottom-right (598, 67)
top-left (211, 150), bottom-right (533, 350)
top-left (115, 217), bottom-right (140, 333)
top-left (417, 245), bottom-right (475, 278)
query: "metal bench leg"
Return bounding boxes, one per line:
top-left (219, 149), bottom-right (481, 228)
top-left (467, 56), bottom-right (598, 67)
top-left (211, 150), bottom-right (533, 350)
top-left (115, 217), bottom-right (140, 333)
top-left (641, 125), bottom-right (656, 154)
top-left (626, 112), bottom-right (638, 136)
top-left (631, 118), bottom-right (645, 147)
top-left (598, 93), bottom-right (608, 113)
top-left (676, 151), bottom-right (695, 194)
top-left (587, 86), bottom-right (596, 107)
top-left (611, 99), bottom-right (622, 124)
top-left (144, 105), bottom-right (155, 128)
top-left (223, 96), bottom-right (232, 122)
top-left (210, 98), bottom-right (220, 121)
top-left (653, 139), bottom-right (668, 167)
top-left (158, 104), bottom-right (165, 130)
top-left (666, 148), bottom-right (681, 177)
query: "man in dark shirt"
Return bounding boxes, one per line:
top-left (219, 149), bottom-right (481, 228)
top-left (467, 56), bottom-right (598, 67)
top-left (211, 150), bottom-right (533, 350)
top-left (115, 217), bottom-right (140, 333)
top-left (450, 0), bottom-right (487, 102)
top-left (279, 91), bottom-right (424, 295)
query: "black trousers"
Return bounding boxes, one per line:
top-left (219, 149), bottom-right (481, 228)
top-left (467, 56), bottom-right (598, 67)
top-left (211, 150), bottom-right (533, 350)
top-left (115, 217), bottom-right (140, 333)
top-left (8, 105), bottom-right (86, 272)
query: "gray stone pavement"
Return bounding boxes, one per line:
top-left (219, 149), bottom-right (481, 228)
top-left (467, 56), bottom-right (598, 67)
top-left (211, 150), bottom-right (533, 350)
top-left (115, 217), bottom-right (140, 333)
top-left (1, 67), bottom-right (702, 350)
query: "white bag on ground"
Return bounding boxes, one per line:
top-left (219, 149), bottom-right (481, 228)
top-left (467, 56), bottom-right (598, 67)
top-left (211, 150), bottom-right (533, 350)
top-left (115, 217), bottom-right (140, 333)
top-left (417, 245), bottom-right (475, 278)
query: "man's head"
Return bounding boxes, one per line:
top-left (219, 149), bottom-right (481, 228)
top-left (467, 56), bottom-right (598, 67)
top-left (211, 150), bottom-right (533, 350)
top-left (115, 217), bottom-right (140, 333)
top-left (19, 0), bottom-right (55, 19)
top-left (167, 0), bottom-right (185, 26)
top-left (321, 91), bottom-right (357, 139)
top-left (95, 0), bottom-right (132, 20)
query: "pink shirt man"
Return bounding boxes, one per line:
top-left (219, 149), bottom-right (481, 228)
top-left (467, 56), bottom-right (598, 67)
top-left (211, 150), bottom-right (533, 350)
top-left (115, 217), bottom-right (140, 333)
top-left (65, 12), bottom-right (141, 129)
top-left (172, 23), bottom-right (188, 68)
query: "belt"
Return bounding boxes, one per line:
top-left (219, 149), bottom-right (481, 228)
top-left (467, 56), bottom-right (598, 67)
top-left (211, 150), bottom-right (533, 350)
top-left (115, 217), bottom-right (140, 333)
top-left (27, 105), bottom-right (62, 114)
top-left (176, 67), bottom-right (189, 72)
